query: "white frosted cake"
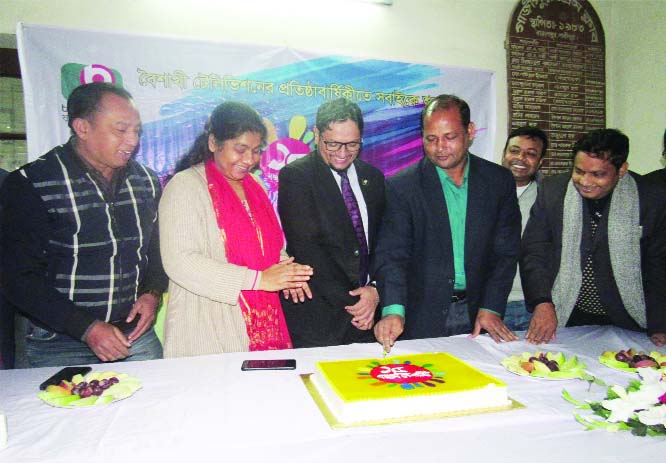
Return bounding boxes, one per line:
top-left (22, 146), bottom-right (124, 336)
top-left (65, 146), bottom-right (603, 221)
top-left (309, 352), bottom-right (511, 425)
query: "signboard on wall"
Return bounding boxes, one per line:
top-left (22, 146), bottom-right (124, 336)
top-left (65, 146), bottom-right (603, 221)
top-left (18, 23), bottom-right (495, 200)
top-left (506, 0), bottom-right (605, 175)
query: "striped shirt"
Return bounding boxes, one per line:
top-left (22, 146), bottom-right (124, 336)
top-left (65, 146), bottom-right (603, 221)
top-left (1, 140), bottom-right (167, 340)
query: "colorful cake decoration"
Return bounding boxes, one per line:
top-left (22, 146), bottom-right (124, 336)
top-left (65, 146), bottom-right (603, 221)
top-left (358, 359), bottom-right (446, 389)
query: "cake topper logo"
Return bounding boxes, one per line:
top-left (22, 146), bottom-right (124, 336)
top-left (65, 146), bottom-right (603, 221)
top-left (358, 359), bottom-right (446, 390)
top-left (61, 63), bottom-right (124, 99)
top-left (370, 364), bottom-right (433, 384)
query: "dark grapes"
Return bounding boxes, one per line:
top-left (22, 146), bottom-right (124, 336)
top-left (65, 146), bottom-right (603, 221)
top-left (79, 386), bottom-right (93, 398)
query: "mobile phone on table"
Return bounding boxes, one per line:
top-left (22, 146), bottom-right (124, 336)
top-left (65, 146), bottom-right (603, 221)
top-left (39, 366), bottom-right (92, 390)
top-left (241, 359), bottom-right (296, 371)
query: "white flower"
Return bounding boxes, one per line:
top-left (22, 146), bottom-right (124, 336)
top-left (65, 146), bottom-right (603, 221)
top-left (637, 405), bottom-right (666, 426)
top-left (567, 365), bottom-right (666, 436)
top-left (601, 370), bottom-right (666, 423)
top-left (602, 396), bottom-right (642, 423)
top-left (637, 367), bottom-right (665, 385)
top-left (602, 389), bottom-right (660, 423)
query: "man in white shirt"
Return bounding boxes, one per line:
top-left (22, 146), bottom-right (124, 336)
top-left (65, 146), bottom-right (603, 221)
top-left (278, 99), bottom-right (385, 347)
top-left (501, 126), bottom-right (548, 331)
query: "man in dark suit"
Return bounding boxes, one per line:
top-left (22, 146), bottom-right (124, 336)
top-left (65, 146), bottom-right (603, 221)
top-left (373, 94), bottom-right (521, 349)
top-left (644, 128), bottom-right (666, 184)
top-left (278, 98), bottom-right (385, 347)
top-left (521, 129), bottom-right (666, 346)
top-left (0, 167), bottom-right (12, 368)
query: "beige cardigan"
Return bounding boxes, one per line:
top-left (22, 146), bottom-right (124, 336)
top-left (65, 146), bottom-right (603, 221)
top-left (160, 164), bottom-right (280, 358)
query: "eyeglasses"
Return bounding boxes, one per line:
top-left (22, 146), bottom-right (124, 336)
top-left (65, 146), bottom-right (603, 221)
top-left (321, 139), bottom-right (362, 153)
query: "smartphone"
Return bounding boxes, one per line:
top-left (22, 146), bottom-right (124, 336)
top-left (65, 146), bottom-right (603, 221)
top-left (241, 359), bottom-right (296, 371)
top-left (39, 366), bottom-right (92, 390)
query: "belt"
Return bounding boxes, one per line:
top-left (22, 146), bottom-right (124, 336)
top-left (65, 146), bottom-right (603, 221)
top-left (451, 291), bottom-right (467, 303)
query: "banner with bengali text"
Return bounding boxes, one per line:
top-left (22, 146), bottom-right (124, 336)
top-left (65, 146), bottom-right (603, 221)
top-left (17, 23), bottom-right (495, 202)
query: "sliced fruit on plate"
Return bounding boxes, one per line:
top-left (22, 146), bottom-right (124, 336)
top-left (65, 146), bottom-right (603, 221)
top-left (501, 351), bottom-right (589, 380)
top-left (44, 385), bottom-right (72, 397)
top-left (102, 384), bottom-right (135, 400)
top-left (598, 349), bottom-right (666, 372)
top-left (38, 371), bottom-right (142, 408)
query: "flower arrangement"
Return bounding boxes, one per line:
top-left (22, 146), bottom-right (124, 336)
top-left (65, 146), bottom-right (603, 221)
top-left (562, 368), bottom-right (666, 437)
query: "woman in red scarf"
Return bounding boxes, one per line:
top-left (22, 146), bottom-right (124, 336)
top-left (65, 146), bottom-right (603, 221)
top-left (160, 102), bottom-right (312, 357)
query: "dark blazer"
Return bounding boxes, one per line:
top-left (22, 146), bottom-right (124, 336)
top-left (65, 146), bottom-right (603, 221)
top-left (0, 168), bottom-right (13, 368)
top-left (644, 167), bottom-right (666, 185)
top-left (374, 154), bottom-right (521, 340)
top-left (520, 172), bottom-right (666, 335)
top-left (278, 152), bottom-right (385, 347)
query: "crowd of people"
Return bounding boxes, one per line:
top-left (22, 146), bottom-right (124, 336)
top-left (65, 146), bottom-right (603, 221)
top-left (1, 81), bottom-right (664, 369)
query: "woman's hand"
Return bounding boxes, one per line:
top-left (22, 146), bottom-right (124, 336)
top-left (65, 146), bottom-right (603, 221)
top-left (282, 282), bottom-right (313, 303)
top-left (258, 257), bottom-right (313, 292)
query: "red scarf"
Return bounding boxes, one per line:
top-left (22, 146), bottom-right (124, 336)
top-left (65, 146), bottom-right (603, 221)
top-left (205, 159), bottom-right (292, 350)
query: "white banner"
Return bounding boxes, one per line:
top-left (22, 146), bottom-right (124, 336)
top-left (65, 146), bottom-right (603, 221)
top-left (17, 22), bottom-right (495, 196)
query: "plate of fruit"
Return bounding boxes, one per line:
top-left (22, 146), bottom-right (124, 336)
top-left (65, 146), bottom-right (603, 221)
top-left (598, 349), bottom-right (666, 373)
top-left (38, 371), bottom-right (142, 408)
top-left (501, 352), bottom-right (590, 380)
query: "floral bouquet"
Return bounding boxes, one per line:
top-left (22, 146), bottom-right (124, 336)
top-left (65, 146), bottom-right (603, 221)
top-left (562, 368), bottom-right (666, 437)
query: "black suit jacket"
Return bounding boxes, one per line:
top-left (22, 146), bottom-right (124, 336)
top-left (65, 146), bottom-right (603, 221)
top-left (644, 167), bottom-right (666, 185)
top-left (278, 152), bottom-right (385, 347)
top-left (0, 168), bottom-right (13, 368)
top-left (520, 172), bottom-right (666, 335)
top-left (374, 155), bottom-right (521, 340)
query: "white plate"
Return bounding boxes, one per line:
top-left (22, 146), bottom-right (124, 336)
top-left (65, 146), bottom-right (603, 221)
top-left (500, 354), bottom-right (588, 381)
top-left (38, 373), bottom-right (142, 408)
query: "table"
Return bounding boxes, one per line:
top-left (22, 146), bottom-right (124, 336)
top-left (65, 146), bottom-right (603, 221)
top-left (1, 326), bottom-right (664, 462)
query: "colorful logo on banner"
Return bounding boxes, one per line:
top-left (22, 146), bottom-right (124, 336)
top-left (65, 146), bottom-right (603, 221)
top-left (260, 115), bottom-right (314, 204)
top-left (60, 63), bottom-right (124, 99)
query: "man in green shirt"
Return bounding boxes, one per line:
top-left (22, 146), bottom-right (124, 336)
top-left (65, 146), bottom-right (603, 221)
top-left (373, 94), bottom-right (521, 350)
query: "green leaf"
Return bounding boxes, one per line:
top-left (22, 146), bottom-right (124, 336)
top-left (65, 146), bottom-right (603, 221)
top-left (591, 376), bottom-right (607, 387)
top-left (606, 388), bottom-right (620, 400)
top-left (631, 422), bottom-right (648, 437)
top-left (646, 425), bottom-right (666, 437)
top-left (589, 402), bottom-right (612, 419)
top-left (573, 413), bottom-right (596, 430)
top-left (627, 380), bottom-right (642, 392)
top-left (562, 389), bottom-right (590, 408)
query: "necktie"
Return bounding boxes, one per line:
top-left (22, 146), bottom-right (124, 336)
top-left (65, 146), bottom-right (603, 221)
top-left (573, 211), bottom-right (605, 315)
top-left (338, 169), bottom-right (369, 285)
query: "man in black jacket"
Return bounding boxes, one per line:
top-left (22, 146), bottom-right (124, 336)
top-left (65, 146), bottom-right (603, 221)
top-left (644, 128), bottom-right (666, 185)
top-left (278, 98), bottom-right (385, 347)
top-left (0, 167), bottom-right (11, 369)
top-left (373, 94), bottom-right (521, 348)
top-left (521, 129), bottom-right (666, 346)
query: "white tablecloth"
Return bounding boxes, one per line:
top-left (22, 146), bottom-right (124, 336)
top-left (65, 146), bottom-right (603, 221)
top-left (1, 326), bottom-right (665, 462)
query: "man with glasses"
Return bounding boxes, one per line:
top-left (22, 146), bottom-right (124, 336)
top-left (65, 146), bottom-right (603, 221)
top-left (374, 94), bottom-right (521, 350)
top-left (278, 98), bottom-right (385, 347)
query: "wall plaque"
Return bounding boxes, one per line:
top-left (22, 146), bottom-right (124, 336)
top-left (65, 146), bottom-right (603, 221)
top-left (506, 0), bottom-right (605, 175)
